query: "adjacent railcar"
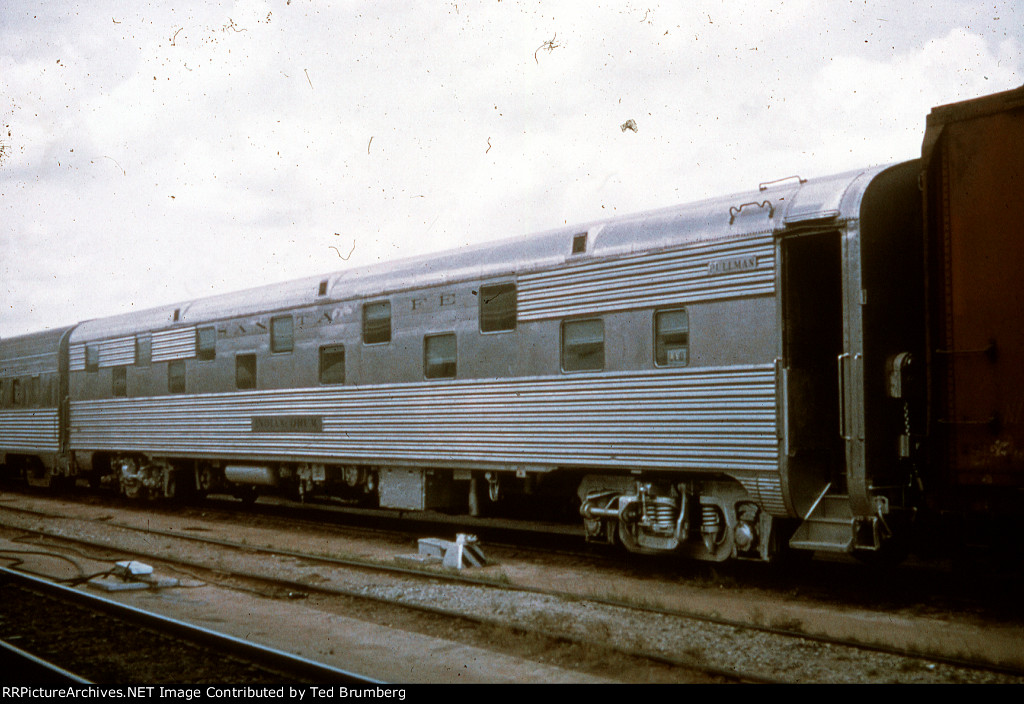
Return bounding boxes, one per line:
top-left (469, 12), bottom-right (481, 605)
top-left (0, 327), bottom-right (73, 485)
top-left (920, 88), bottom-right (1024, 525)
top-left (1, 86), bottom-right (1021, 564)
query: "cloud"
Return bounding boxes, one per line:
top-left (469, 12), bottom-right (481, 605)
top-left (2, 1), bottom-right (1023, 336)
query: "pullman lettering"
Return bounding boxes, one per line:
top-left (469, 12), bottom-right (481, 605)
top-left (252, 416), bottom-right (323, 433)
top-left (707, 256), bottom-right (758, 276)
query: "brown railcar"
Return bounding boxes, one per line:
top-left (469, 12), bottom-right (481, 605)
top-left (922, 87), bottom-right (1024, 517)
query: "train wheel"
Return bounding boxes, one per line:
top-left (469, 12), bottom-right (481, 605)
top-left (617, 520), bottom-right (666, 555)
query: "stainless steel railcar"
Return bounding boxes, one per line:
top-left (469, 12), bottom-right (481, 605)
top-left (2, 87), bottom-right (1022, 563)
top-left (0, 327), bottom-right (73, 484)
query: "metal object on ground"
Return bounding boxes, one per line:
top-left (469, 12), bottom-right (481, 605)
top-left (415, 534), bottom-right (487, 569)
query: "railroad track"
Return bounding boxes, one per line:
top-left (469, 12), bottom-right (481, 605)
top-left (0, 566), bottom-right (381, 684)
top-left (0, 505), bottom-right (748, 684)
top-left (1, 495), bottom-right (1021, 683)
top-left (0, 637), bottom-right (91, 684)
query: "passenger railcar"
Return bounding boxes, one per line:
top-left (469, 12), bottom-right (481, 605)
top-left (0, 327), bottom-right (73, 485)
top-left (2, 86), bottom-right (1022, 563)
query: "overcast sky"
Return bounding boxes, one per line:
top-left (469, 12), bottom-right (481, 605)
top-left (1, 1), bottom-right (1021, 337)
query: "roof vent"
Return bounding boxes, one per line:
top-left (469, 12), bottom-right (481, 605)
top-left (571, 233), bottom-right (588, 255)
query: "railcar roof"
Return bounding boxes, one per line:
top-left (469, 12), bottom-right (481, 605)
top-left (0, 326), bottom-right (73, 375)
top-left (68, 163), bottom-right (893, 344)
top-left (0, 326), bottom-right (72, 359)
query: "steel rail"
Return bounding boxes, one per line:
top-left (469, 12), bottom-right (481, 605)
top-left (0, 506), bottom-right (768, 684)
top-left (0, 565), bottom-right (381, 685)
top-left (0, 637), bottom-right (93, 684)
top-left (3, 497), bottom-right (1023, 682)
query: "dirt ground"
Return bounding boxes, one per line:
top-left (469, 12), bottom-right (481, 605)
top-left (2, 490), bottom-right (1023, 680)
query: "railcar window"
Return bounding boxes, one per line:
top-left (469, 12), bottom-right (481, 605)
top-left (85, 344), bottom-right (99, 372)
top-left (271, 315), bottom-right (294, 353)
top-left (0, 380), bottom-right (6, 407)
top-left (12, 379), bottom-right (23, 407)
top-left (168, 360), bottom-right (186, 394)
top-left (424, 333), bottom-right (457, 379)
top-left (135, 334), bottom-right (152, 366)
top-left (363, 301), bottom-right (391, 344)
top-left (236, 353), bottom-right (257, 390)
top-left (112, 367), bottom-right (127, 397)
top-left (654, 308), bottom-right (690, 367)
top-left (479, 282), bottom-right (517, 333)
top-left (196, 326), bottom-right (217, 361)
top-left (28, 376), bottom-right (39, 407)
top-left (319, 345), bottom-right (345, 384)
top-left (561, 319), bottom-right (604, 372)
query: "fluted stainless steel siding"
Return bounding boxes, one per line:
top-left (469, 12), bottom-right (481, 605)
top-left (151, 327), bottom-right (196, 363)
top-left (69, 336), bottom-right (136, 371)
top-left (736, 473), bottom-right (786, 517)
top-left (1, 351), bottom-right (58, 377)
top-left (69, 364), bottom-right (785, 512)
top-left (72, 328), bottom-right (196, 371)
top-left (69, 344), bottom-right (85, 372)
top-left (518, 233), bottom-right (774, 321)
top-left (99, 337), bottom-right (135, 367)
top-left (0, 409), bottom-right (59, 452)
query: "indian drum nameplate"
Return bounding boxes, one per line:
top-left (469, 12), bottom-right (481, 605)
top-left (251, 416), bottom-right (323, 433)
